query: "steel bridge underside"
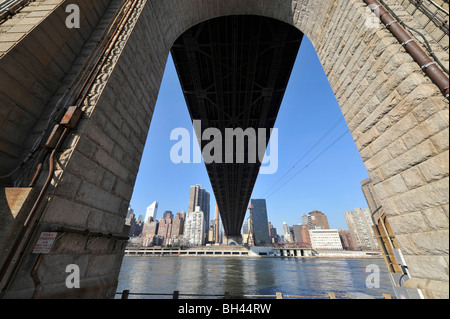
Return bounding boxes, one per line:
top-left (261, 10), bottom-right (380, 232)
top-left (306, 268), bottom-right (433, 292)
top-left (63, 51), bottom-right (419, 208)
top-left (171, 15), bottom-right (303, 236)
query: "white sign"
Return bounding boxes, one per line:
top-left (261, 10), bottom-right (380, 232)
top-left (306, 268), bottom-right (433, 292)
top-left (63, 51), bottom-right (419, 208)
top-left (32, 232), bottom-right (57, 254)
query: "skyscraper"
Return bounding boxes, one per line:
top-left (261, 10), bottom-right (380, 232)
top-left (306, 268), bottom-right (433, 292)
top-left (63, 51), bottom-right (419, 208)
top-left (299, 225), bottom-right (311, 247)
top-left (188, 185), bottom-right (210, 242)
top-left (308, 210), bottom-right (330, 229)
top-left (157, 215), bottom-right (173, 246)
top-left (242, 219), bottom-right (249, 234)
top-left (214, 204), bottom-right (220, 244)
top-left (145, 201), bottom-right (158, 223)
top-left (142, 219), bottom-right (159, 238)
top-left (250, 199), bottom-right (271, 245)
top-left (344, 208), bottom-right (379, 250)
top-left (282, 222), bottom-right (291, 242)
top-left (184, 210), bottom-right (206, 246)
top-left (301, 213), bottom-right (308, 226)
top-left (268, 222), bottom-right (278, 243)
top-left (171, 212), bottom-right (185, 236)
top-left (188, 185), bottom-right (210, 216)
top-left (292, 225), bottom-right (303, 242)
top-left (127, 207), bottom-right (134, 219)
top-left (169, 212), bottom-right (185, 246)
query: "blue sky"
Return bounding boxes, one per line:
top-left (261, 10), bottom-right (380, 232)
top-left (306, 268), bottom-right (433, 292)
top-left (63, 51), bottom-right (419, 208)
top-left (129, 36), bottom-right (370, 233)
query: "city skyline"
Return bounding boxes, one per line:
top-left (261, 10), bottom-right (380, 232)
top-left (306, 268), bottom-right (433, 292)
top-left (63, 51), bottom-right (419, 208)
top-left (129, 36), bottom-right (371, 236)
top-left (129, 186), bottom-right (376, 249)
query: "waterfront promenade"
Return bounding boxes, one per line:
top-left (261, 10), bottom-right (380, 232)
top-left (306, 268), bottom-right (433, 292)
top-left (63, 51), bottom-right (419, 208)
top-left (123, 245), bottom-right (382, 259)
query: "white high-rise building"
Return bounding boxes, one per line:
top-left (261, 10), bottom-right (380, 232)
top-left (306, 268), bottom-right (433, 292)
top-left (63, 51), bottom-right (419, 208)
top-left (145, 201), bottom-right (158, 223)
top-left (309, 229), bottom-right (343, 250)
top-left (184, 210), bottom-right (205, 246)
top-left (127, 207), bottom-right (134, 218)
top-left (282, 222), bottom-right (292, 242)
top-left (344, 208), bottom-right (379, 250)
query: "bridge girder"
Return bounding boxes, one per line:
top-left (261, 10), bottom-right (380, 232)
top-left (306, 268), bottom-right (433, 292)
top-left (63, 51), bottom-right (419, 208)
top-left (171, 15), bottom-right (303, 235)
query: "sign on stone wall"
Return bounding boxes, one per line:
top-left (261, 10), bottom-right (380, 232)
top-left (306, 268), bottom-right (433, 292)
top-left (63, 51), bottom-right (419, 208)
top-left (32, 232), bottom-right (57, 254)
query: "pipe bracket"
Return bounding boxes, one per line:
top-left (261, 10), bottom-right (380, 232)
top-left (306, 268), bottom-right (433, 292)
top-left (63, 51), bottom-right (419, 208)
top-left (369, 4), bottom-right (382, 12)
top-left (421, 62), bottom-right (436, 70)
top-left (401, 39), bottom-right (414, 46)
top-left (384, 21), bottom-right (397, 29)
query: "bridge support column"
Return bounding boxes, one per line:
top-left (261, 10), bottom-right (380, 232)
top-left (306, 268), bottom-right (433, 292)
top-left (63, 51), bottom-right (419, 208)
top-left (223, 235), bottom-right (242, 246)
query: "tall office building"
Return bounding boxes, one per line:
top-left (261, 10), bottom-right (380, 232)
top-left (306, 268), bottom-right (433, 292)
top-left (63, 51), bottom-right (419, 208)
top-left (157, 215), bottom-right (173, 246)
top-left (268, 222), bottom-right (277, 243)
top-left (171, 212), bottom-right (185, 236)
top-left (188, 185), bottom-right (210, 217)
top-left (127, 207), bottom-right (134, 219)
top-left (145, 201), bottom-right (158, 223)
top-left (168, 212), bottom-right (185, 246)
top-left (142, 219), bottom-right (159, 237)
top-left (188, 185), bottom-right (210, 233)
top-left (214, 204), bottom-right (220, 244)
top-left (308, 210), bottom-right (330, 229)
top-left (345, 208), bottom-right (379, 250)
top-left (217, 220), bottom-right (223, 244)
top-left (292, 224), bottom-right (310, 245)
top-left (250, 199), bottom-right (271, 245)
top-left (242, 219), bottom-right (249, 234)
top-left (282, 222), bottom-right (292, 242)
top-left (292, 225), bottom-right (302, 242)
top-left (301, 213), bottom-right (308, 226)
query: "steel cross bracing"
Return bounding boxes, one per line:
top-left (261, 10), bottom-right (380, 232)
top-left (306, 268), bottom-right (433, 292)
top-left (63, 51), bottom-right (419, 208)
top-left (171, 15), bottom-right (303, 236)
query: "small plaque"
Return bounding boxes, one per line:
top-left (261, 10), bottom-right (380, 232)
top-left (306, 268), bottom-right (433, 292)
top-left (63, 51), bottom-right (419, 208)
top-left (32, 232), bottom-right (57, 254)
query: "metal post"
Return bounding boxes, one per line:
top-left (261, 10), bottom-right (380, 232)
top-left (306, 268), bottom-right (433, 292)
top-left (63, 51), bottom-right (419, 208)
top-left (173, 290), bottom-right (179, 299)
top-left (121, 289), bottom-right (130, 299)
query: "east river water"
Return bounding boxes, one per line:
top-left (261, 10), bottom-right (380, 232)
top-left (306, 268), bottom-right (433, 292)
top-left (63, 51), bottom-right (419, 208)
top-left (116, 256), bottom-right (395, 299)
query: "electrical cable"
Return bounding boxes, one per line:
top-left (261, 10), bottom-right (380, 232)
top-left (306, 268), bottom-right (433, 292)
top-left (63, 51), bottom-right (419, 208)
top-left (378, 0), bottom-right (449, 75)
top-left (265, 129), bottom-right (350, 199)
top-left (260, 115), bottom-right (347, 198)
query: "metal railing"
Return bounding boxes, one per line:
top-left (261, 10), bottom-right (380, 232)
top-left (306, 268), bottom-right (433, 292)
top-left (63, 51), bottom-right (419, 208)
top-left (0, 0), bottom-right (32, 23)
top-left (403, 0), bottom-right (449, 36)
top-left (395, 0), bottom-right (449, 52)
top-left (116, 290), bottom-right (394, 299)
